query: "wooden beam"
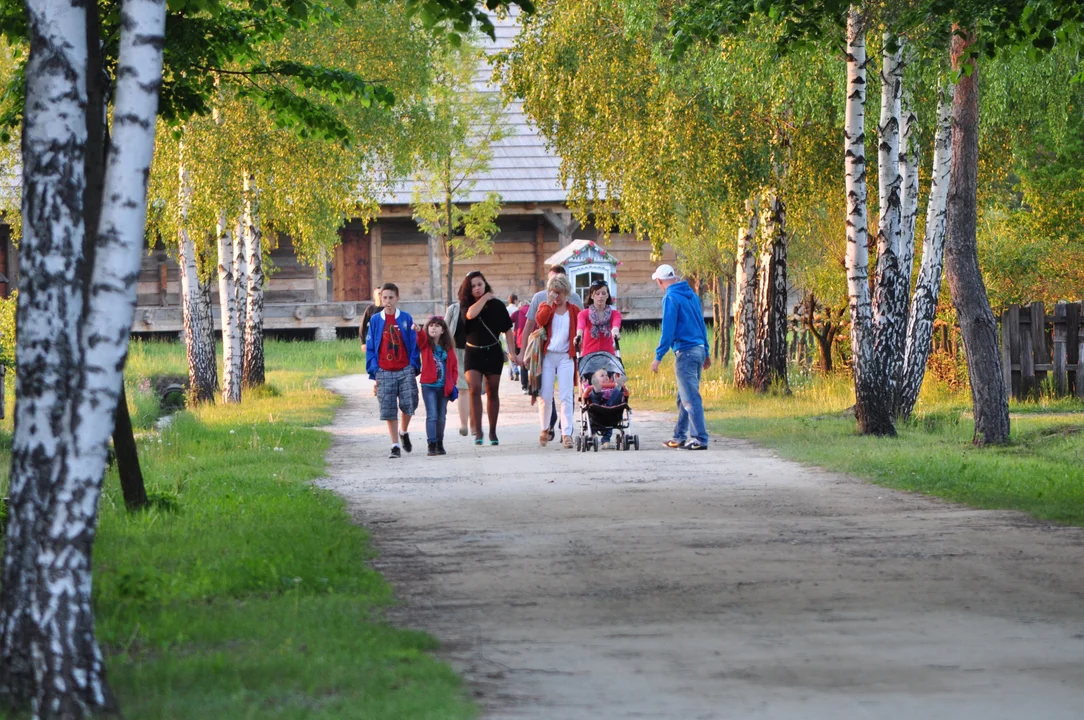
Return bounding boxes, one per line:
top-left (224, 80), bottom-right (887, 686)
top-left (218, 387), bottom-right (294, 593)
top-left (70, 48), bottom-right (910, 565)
top-left (535, 216), bottom-right (545, 290)
top-left (542, 209), bottom-right (580, 247)
top-left (370, 223), bottom-right (382, 298)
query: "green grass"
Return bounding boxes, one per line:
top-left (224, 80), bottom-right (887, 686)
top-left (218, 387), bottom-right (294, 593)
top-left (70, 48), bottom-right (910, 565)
top-left (1, 339), bottom-right (476, 719)
top-left (619, 327), bottom-right (1084, 525)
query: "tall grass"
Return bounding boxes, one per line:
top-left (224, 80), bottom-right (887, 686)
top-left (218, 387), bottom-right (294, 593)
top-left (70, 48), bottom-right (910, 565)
top-left (618, 326), bottom-right (1084, 524)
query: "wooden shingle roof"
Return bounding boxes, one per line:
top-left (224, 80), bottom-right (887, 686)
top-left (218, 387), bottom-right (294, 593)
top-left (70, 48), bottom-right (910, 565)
top-left (381, 12), bottom-right (568, 206)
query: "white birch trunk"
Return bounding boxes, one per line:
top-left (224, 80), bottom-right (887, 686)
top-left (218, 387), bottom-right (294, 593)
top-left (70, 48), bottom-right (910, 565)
top-left (217, 212), bottom-right (242, 402)
top-left (0, 1), bottom-right (89, 710)
top-left (844, 9), bottom-right (894, 435)
top-left (242, 172), bottom-right (265, 387)
top-left (2, 0), bottom-right (165, 713)
top-left (753, 189), bottom-right (789, 392)
top-left (871, 33), bottom-right (907, 416)
top-left (233, 217), bottom-right (248, 355)
top-left (178, 154), bottom-right (217, 404)
top-left (898, 80), bottom-right (919, 295)
top-left (732, 198), bottom-right (758, 389)
top-left (897, 83), bottom-right (954, 419)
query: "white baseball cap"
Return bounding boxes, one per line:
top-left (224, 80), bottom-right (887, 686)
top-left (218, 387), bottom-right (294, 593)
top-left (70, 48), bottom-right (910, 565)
top-left (651, 264), bottom-right (677, 281)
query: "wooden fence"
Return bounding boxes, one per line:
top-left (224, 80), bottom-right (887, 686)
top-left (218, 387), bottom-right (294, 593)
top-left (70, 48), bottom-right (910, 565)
top-left (999, 300), bottom-right (1084, 400)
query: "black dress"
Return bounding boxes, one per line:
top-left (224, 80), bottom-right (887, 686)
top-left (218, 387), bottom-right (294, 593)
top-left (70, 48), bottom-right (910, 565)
top-left (457, 298), bottom-right (513, 376)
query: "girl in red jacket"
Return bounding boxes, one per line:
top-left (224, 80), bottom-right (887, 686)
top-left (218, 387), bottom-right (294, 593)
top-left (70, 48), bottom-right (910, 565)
top-left (416, 317), bottom-right (459, 456)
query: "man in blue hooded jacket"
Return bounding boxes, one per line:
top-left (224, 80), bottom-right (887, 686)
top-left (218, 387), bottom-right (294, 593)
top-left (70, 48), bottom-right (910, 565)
top-left (650, 264), bottom-right (711, 450)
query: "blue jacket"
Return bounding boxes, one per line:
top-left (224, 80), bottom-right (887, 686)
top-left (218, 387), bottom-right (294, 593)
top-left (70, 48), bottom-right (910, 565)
top-left (655, 281), bottom-right (710, 361)
top-left (366, 308), bottom-right (421, 379)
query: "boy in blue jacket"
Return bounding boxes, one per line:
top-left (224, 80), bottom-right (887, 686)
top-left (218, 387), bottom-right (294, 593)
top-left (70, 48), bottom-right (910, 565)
top-left (366, 283), bottom-right (421, 458)
top-left (650, 265), bottom-right (712, 450)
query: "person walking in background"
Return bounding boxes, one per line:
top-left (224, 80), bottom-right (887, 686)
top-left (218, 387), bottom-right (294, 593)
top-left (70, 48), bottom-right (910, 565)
top-left (517, 265), bottom-right (582, 439)
top-left (444, 297), bottom-right (475, 437)
top-left (506, 293), bottom-right (521, 382)
top-left (365, 283), bottom-right (421, 459)
top-left (456, 271), bottom-right (517, 446)
top-left (649, 264), bottom-right (711, 451)
top-left (359, 287), bottom-right (383, 396)
top-left (416, 316), bottom-right (458, 456)
top-left (513, 300), bottom-right (531, 393)
top-left (534, 274), bottom-right (580, 448)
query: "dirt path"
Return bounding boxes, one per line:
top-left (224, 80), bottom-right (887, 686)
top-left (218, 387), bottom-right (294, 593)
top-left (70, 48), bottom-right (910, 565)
top-left (319, 375), bottom-right (1084, 720)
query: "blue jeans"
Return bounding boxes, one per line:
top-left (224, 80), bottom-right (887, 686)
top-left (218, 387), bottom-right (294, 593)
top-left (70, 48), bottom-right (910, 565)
top-left (421, 385), bottom-right (448, 444)
top-left (672, 346), bottom-right (708, 445)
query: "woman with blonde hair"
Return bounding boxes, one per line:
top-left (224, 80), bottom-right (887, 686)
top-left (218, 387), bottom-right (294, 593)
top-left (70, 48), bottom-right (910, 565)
top-left (534, 273), bottom-right (580, 447)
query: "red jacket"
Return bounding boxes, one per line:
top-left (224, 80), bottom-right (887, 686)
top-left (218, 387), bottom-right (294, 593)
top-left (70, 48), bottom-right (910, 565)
top-left (535, 302), bottom-right (580, 359)
top-left (417, 332), bottom-right (458, 398)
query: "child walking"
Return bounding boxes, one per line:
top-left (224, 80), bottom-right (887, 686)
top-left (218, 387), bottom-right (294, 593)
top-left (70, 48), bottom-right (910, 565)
top-left (416, 316), bottom-right (459, 456)
top-left (365, 283), bottom-right (421, 459)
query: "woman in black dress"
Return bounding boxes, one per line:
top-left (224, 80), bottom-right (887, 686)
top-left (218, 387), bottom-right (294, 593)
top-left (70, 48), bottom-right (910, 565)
top-left (455, 271), bottom-right (517, 445)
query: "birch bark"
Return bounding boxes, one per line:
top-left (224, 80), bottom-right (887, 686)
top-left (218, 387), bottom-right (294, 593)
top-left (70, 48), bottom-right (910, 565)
top-left (871, 33), bottom-right (907, 418)
top-left (732, 199), bottom-right (758, 389)
top-left (0, 1), bottom-right (88, 708)
top-left (242, 172), bottom-right (265, 387)
top-left (233, 217), bottom-right (248, 355)
top-left (178, 154), bottom-right (217, 404)
top-left (217, 212), bottom-right (242, 402)
top-left (1, 0), bottom-right (165, 713)
top-left (897, 83), bottom-right (954, 419)
top-left (844, 9), bottom-right (894, 436)
top-left (753, 190), bottom-right (788, 393)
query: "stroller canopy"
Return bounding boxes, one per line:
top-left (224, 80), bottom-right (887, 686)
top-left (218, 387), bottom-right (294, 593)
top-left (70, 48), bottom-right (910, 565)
top-left (580, 351), bottom-right (624, 379)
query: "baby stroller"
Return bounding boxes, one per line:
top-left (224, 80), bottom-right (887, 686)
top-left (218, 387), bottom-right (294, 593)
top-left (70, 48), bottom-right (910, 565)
top-left (575, 350), bottom-right (640, 452)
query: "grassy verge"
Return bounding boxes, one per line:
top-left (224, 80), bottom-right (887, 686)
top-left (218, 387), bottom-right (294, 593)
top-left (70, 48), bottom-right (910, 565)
top-left (2, 339), bottom-right (476, 719)
top-left (618, 328), bottom-right (1084, 525)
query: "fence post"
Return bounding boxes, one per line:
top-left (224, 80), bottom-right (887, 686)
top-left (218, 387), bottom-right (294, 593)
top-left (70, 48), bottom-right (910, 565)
top-left (1031, 302), bottom-right (1048, 392)
top-left (1007, 304), bottom-right (1021, 399)
top-left (1000, 307), bottom-right (1012, 399)
top-left (1053, 302), bottom-right (1068, 396)
top-left (1078, 299), bottom-right (1084, 401)
top-left (1020, 304), bottom-right (1036, 399)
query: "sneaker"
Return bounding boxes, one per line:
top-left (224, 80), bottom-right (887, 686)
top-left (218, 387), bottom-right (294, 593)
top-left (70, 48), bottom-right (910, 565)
top-left (663, 439), bottom-right (686, 449)
top-left (436, 441), bottom-right (447, 455)
top-left (427, 442), bottom-right (437, 456)
top-left (389, 446), bottom-right (401, 459)
top-left (562, 435), bottom-right (573, 449)
top-left (400, 432), bottom-right (412, 453)
top-left (684, 440), bottom-right (708, 451)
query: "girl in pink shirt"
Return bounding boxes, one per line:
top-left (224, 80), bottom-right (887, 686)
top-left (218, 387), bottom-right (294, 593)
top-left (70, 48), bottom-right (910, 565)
top-left (576, 280), bottom-right (622, 356)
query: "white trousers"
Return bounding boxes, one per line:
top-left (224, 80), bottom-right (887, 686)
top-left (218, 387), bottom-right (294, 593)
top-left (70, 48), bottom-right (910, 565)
top-left (539, 351), bottom-right (575, 437)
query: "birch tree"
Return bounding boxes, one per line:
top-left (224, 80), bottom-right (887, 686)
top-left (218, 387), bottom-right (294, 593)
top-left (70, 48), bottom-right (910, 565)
top-left (412, 41), bottom-right (507, 303)
top-left (732, 201), bottom-right (758, 389)
top-left (753, 189), bottom-right (789, 392)
top-left (217, 212), bottom-right (242, 402)
top-left (0, 0), bottom-right (166, 713)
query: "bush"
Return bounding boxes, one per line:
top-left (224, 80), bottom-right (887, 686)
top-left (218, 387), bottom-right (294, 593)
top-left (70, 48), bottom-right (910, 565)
top-left (0, 290), bottom-right (15, 371)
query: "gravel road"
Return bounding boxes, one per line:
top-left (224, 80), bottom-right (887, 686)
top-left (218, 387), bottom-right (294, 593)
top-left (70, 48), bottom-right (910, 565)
top-left (319, 374), bottom-right (1084, 720)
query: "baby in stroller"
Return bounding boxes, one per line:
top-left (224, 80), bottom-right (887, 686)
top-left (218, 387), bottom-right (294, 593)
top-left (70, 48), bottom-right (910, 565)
top-left (578, 351), bottom-right (636, 451)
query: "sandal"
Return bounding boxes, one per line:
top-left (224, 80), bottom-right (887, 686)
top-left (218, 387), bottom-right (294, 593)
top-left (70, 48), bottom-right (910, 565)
top-left (474, 437), bottom-right (484, 446)
top-left (539, 431), bottom-right (549, 447)
top-left (489, 436), bottom-right (499, 446)
top-left (562, 435), bottom-right (574, 449)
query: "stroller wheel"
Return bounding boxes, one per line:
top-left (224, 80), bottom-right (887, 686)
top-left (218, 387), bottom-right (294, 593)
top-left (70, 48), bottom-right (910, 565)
top-left (592, 437), bottom-right (599, 452)
top-left (633, 435), bottom-right (640, 451)
top-left (575, 435), bottom-right (582, 452)
top-left (622, 435), bottom-right (631, 451)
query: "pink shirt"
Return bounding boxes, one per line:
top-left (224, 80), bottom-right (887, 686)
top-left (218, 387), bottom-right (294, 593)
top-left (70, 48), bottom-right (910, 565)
top-left (577, 307), bottom-right (622, 355)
